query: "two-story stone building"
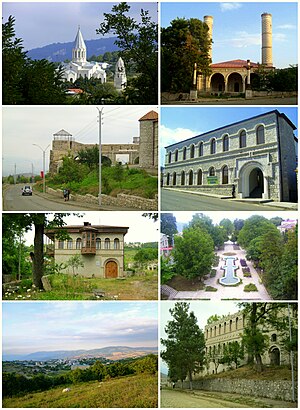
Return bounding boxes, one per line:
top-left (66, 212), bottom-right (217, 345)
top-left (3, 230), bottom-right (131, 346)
top-left (163, 110), bottom-right (297, 202)
top-left (45, 222), bottom-right (128, 278)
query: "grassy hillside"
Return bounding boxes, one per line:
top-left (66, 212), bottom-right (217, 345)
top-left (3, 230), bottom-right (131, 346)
top-left (3, 373), bottom-right (158, 408)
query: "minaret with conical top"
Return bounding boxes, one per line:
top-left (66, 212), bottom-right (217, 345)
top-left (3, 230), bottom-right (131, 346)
top-left (72, 26), bottom-right (87, 64)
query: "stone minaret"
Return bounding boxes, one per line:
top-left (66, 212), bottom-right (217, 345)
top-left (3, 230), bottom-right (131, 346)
top-left (114, 57), bottom-right (127, 91)
top-left (72, 26), bottom-right (87, 64)
top-left (261, 13), bottom-right (273, 67)
top-left (204, 15), bottom-right (213, 62)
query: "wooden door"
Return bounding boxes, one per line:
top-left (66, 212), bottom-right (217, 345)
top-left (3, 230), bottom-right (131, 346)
top-left (105, 261), bottom-right (118, 278)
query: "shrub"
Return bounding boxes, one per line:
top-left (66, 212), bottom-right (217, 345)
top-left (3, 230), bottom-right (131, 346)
top-left (210, 269), bottom-right (217, 278)
top-left (205, 286), bottom-right (218, 292)
top-left (244, 283), bottom-right (258, 292)
top-left (240, 259), bottom-right (247, 267)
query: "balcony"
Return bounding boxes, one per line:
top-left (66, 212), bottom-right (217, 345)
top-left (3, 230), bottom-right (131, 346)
top-left (81, 245), bottom-right (96, 255)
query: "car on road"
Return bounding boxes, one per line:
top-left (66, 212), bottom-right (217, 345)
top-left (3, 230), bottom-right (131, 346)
top-left (21, 185), bottom-right (33, 196)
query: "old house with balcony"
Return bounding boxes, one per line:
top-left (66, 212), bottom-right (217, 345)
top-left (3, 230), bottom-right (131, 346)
top-left (45, 222), bottom-right (128, 278)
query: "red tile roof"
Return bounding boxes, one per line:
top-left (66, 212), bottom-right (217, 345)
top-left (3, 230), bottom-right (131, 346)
top-left (139, 110), bottom-right (158, 121)
top-left (211, 59), bottom-right (259, 69)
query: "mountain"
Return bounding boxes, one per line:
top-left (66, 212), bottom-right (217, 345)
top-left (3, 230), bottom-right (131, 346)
top-left (4, 346), bottom-right (157, 362)
top-left (27, 37), bottom-right (120, 63)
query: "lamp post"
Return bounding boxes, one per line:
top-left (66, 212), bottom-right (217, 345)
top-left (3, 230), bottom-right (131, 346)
top-left (33, 143), bottom-right (50, 193)
top-left (96, 108), bottom-right (103, 207)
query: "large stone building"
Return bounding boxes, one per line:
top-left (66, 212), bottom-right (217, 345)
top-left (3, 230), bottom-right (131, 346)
top-left (61, 27), bottom-right (107, 83)
top-left (49, 110), bottom-right (158, 175)
top-left (163, 110), bottom-right (297, 202)
top-left (45, 221), bottom-right (128, 278)
top-left (197, 13), bottom-right (274, 94)
top-left (204, 308), bottom-right (294, 374)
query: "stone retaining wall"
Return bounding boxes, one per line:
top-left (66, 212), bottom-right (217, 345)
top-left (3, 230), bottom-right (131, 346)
top-left (180, 378), bottom-right (296, 402)
top-left (166, 185), bottom-right (232, 197)
top-left (46, 187), bottom-right (158, 210)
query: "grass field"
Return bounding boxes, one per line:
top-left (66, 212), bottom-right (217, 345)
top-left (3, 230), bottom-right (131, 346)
top-left (3, 271), bottom-right (158, 301)
top-left (3, 374), bottom-right (158, 408)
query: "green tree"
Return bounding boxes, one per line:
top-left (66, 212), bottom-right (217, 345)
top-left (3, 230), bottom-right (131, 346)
top-left (173, 226), bottom-right (214, 280)
top-left (161, 213), bottom-right (177, 246)
top-left (161, 302), bottom-right (205, 389)
top-left (66, 255), bottom-right (84, 275)
top-left (189, 213), bottom-right (226, 249)
top-left (97, 2), bottom-right (158, 104)
top-left (207, 314), bottom-right (221, 324)
top-left (222, 341), bottom-right (244, 369)
top-left (2, 214), bottom-right (71, 289)
top-left (92, 361), bottom-right (107, 381)
top-left (134, 248), bottom-right (157, 265)
top-left (2, 16), bottom-right (66, 104)
top-left (241, 303), bottom-right (285, 372)
top-left (237, 215), bottom-right (278, 249)
top-left (219, 218), bottom-right (234, 237)
top-left (161, 18), bottom-right (211, 92)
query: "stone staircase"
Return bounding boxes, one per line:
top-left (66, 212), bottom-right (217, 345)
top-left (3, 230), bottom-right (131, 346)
top-left (161, 285), bottom-right (178, 300)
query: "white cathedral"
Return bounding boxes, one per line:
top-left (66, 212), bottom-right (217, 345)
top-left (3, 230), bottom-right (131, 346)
top-left (61, 27), bottom-right (107, 83)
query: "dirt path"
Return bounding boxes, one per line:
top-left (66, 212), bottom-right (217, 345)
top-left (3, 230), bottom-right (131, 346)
top-left (161, 388), bottom-right (297, 408)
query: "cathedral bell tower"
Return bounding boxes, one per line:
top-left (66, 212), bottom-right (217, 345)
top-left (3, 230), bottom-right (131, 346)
top-left (72, 26), bottom-right (87, 64)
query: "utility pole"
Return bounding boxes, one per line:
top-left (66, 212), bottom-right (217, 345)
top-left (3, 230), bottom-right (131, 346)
top-left (14, 163), bottom-right (17, 184)
top-left (288, 304), bottom-right (295, 402)
top-left (96, 107), bottom-right (103, 207)
top-left (33, 144), bottom-right (50, 193)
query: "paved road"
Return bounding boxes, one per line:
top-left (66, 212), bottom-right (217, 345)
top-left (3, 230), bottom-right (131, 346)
top-left (161, 189), bottom-right (287, 211)
top-left (3, 185), bottom-right (99, 211)
top-left (162, 96), bottom-right (297, 105)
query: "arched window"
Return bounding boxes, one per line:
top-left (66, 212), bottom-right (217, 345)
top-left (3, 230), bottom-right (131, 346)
top-left (219, 324), bottom-right (221, 335)
top-left (236, 317), bottom-right (239, 330)
top-left (58, 240), bottom-right (64, 249)
top-left (76, 238), bottom-right (82, 250)
top-left (199, 142), bottom-right (204, 157)
top-left (214, 326), bottom-right (216, 337)
top-left (188, 170), bottom-right (193, 185)
top-left (209, 167), bottom-right (215, 177)
top-left (197, 169), bottom-right (202, 185)
top-left (166, 173), bottom-right (170, 186)
top-left (229, 320), bottom-right (232, 332)
top-left (239, 130), bottom-right (246, 148)
top-left (190, 144), bottom-right (195, 159)
top-left (172, 172), bottom-right (177, 186)
top-left (114, 238), bottom-right (120, 249)
top-left (96, 238), bottom-right (101, 250)
top-left (223, 135), bottom-right (229, 152)
top-left (224, 322), bottom-right (227, 333)
top-left (175, 149), bottom-right (179, 162)
top-left (181, 171), bottom-right (185, 185)
top-left (210, 138), bottom-right (216, 154)
top-left (222, 165), bottom-right (229, 184)
top-left (67, 239), bottom-right (73, 250)
top-left (256, 125), bottom-right (265, 145)
top-left (168, 152), bottom-right (172, 163)
top-left (105, 238), bottom-right (110, 249)
top-left (271, 333), bottom-right (277, 342)
top-left (183, 147), bottom-right (187, 160)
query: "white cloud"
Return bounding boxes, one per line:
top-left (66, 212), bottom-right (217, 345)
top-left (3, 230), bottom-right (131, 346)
top-left (220, 3), bottom-right (242, 12)
top-left (160, 125), bottom-right (201, 166)
top-left (273, 33), bottom-right (288, 43)
top-left (216, 31), bottom-right (260, 49)
top-left (276, 24), bottom-right (296, 30)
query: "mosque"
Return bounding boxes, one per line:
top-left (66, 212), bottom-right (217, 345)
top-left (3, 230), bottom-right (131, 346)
top-left (196, 13), bottom-right (274, 94)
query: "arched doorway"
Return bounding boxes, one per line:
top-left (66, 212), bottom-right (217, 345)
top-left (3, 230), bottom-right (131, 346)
top-left (105, 260), bottom-right (118, 278)
top-left (249, 168), bottom-right (264, 198)
top-left (227, 73), bottom-right (243, 93)
top-left (210, 73), bottom-right (225, 92)
top-left (269, 347), bottom-right (280, 366)
top-left (197, 169), bottom-right (202, 185)
top-left (166, 173), bottom-right (170, 186)
top-left (238, 162), bottom-right (266, 199)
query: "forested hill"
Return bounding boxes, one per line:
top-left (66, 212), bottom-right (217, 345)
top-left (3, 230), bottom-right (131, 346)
top-left (27, 37), bottom-right (119, 62)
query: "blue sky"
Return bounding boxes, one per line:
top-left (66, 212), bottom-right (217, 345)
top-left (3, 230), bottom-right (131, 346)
top-left (3, 302), bottom-right (158, 355)
top-left (2, 2), bottom-right (158, 50)
top-left (160, 107), bottom-right (298, 163)
top-left (161, 2), bottom-right (298, 68)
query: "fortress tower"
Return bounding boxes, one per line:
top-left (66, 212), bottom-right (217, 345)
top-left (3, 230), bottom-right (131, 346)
top-left (204, 15), bottom-right (213, 62)
top-left (261, 13), bottom-right (273, 67)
